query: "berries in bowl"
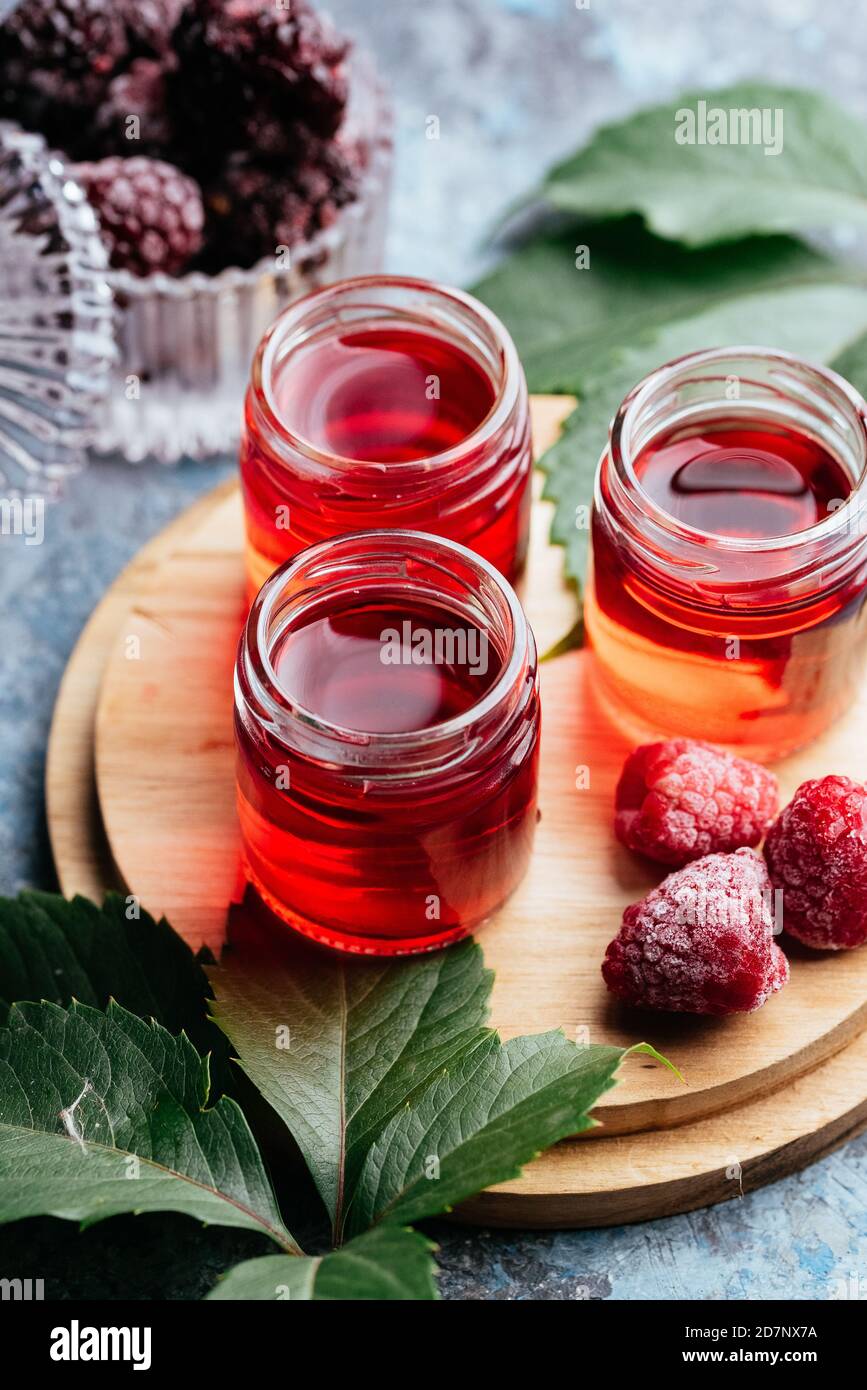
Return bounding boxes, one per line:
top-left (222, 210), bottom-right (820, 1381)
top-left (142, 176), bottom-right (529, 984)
top-left (0, 0), bottom-right (393, 461)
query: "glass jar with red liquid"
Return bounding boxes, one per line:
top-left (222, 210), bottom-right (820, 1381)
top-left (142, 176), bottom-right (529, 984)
top-left (234, 530), bottom-right (540, 954)
top-left (240, 276), bottom-right (533, 594)
top-left (587, 347), bottom-right (867, 761)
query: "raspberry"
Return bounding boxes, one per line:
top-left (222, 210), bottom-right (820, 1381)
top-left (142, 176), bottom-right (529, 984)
top-left (202, 140), bottom-right (359, 271)
top-left (169, 0), bottom-right (350, 175)
top-left (764, 775), bottom-right (867, 950)
top-left (75, 156), bottom-right (204, 277)
top-left (614, 739), bottom-right (779, 867)
top-left (602, 849), bottom-right (789, 1016)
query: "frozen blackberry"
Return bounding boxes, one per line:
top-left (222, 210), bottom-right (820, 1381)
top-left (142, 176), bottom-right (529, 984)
top-left (124, 0), bottom-right (186, 58)
top-left (93, 59), bottom-right (176, 158)
top-left (169, 0), bottom-right (350, 175)
top-left (202, 139), bottom-right (359, 270)
top-left (75, 155), bottom-right (204, 277)
top-left (0, 0), bottom-right (130, 140)
top-left (0, 0), bottom-right (128, 76)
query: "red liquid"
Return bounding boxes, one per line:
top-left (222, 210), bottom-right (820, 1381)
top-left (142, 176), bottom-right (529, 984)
top-left (275, 327), bottom-right (496, 462)
top-left (634, 425), bottom-right (850, 536)
top-left (235, 597), bottom-right (540, 954)
top-left (241, 324), bottom-right (533, 592)
top-left (588, 423), bottom-right (867, 759)
top-left (272, 603), bottom-right (499, 732)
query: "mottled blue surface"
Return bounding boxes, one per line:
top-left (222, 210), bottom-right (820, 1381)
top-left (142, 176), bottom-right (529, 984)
top-left (1, 0), bottom-right (866, 1300)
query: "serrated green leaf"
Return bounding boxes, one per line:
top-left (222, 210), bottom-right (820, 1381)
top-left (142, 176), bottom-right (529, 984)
top-left (474, 221), bottom-right (833, 395)
top-left (0, 892), bottom-right (230, 1091)
top-left (539, 281), bottom-right (867, 602)
top-left (533, 84), bottom-right (867, 248)
top-left (343, 1031), bottom-right (627, 1238)
top-left (209, 897), bottom-right (491, 1241)
top-left (208, 1228), bottom-right (438, 1301)
top-left (209, 897), bottom-right (658, 1242)
top-left (0, 997), bottom-right (298, 1252)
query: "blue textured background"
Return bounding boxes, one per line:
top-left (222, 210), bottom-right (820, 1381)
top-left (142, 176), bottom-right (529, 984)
top-left (1, 0), bottom-right (866, 1300)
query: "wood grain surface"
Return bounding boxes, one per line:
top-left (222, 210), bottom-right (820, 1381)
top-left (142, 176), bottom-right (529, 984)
top-left (45, 396), bottom-right (867, 1223)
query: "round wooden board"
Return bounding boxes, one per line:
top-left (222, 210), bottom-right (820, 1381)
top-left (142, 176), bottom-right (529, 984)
top-left (46, 396), bottom-right (867, 1226)
top-left (46, 478), bottom-right (238, 904)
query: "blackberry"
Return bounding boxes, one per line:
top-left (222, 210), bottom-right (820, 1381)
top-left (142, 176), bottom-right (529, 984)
top-left (169, 0), bottom-right (350, 176)
top-left (93, 59), bottom-right (176, 158)
top-left (1, 0), bottom-right (128, 75)
top-left (0, 0), bottom-right (130, 142)
top-left (124, 0), bottom-right (186, 59)
top-left (75, 155), bottom-right (204, 277)
top-left (202, 138), bottom-right (359, 271)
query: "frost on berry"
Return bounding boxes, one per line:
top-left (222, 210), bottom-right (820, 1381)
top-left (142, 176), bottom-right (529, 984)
top-left (602, 848), bottom-right (789, 1016)
top-left (764, 775), bottom-right (867, 951)
top-left (75, 156), bottom-right (204, 276)
top-left (0, 0), bottom-right (361, 277)
top-left (201, 139), bottom-right (359, 272)
top-left (614, 738), bottom-right (779, 867)
top-left (168, 0), bottom-right (351, 174)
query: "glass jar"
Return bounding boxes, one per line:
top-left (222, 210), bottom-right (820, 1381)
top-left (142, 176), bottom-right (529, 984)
top-left (239, 275), bottom-right (533, 594)
top-left (234, 530), bottom-right (541, 955)
top-left (587, 347), bottom-right (867, 761)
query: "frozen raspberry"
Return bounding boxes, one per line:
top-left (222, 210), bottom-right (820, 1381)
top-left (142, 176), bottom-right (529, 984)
top-left (75, 156), bottom-right (204, 277)
top-left (602, 849), bottom-right (789, 1016)
top-left (764, 775), bottom-right (867, 950)
top-left (615, 739), bottom-right (779, 868)
top-left (169, 0), bottom-right (350, 174)
top-left (202, 140), bottom-right (359, 271)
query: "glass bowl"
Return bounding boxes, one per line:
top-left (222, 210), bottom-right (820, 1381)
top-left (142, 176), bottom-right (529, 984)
top-left (0, 123), bottom-right (116, 500)
top-left (92, 48), bottom-right (393, 464)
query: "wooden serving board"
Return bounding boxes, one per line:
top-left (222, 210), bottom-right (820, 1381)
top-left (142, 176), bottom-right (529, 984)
top-left (47, 397), bottom-right (867, 1226)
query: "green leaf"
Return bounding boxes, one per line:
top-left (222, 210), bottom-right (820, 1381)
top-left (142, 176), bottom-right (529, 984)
top-left (532, 84), bottom-right (867, 248)
top-left (829, 330), bottom-right (867, 396)
top-left (0, 997), bottom-right (298, 1252)
top-left (209, 898), bottom-right (490, 1240)
top-left (540, 613), bottom-right (584, 662)
top-left (474, 221), bottom-right (833, 395)
top-left (539, 280), bottom-right (867, 596)
top-left (209, 897), bottom-right (657, 1241)
top-left (0, 891), bottom-right (232, 1093)
top-left (343, 1030), bottom-right (627, 1239)
top-left (208, 1228), bottom-right (438, 1301)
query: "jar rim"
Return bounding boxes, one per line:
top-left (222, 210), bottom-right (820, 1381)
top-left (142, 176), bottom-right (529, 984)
top-left (249, 274), bottom-right (522, 475)
top-left (241, 528), bottom-right (532, 760)
top-left (610, 345), bottom-right (867, 555)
